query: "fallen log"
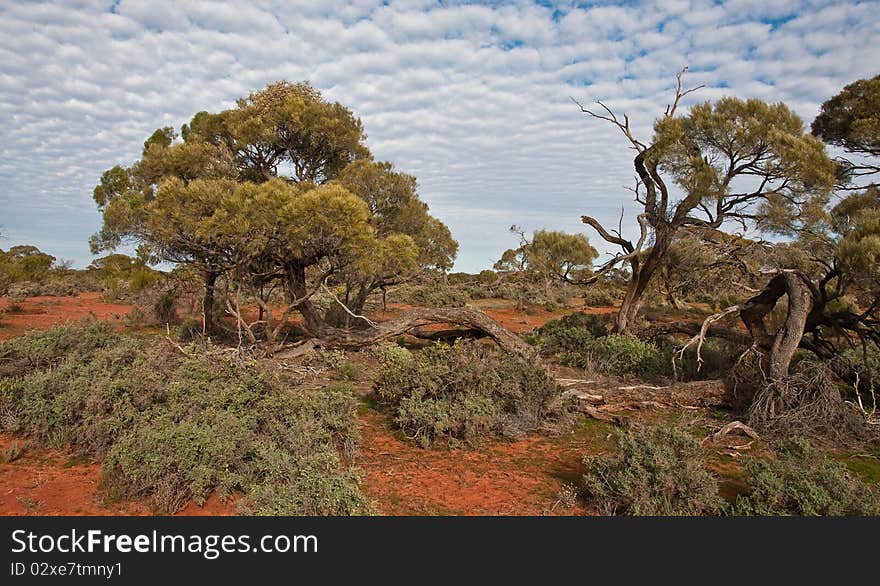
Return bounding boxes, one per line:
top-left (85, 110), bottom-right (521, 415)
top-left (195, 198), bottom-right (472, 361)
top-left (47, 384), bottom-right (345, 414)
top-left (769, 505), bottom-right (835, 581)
top-left (276, 307), bottom-right (536, 360)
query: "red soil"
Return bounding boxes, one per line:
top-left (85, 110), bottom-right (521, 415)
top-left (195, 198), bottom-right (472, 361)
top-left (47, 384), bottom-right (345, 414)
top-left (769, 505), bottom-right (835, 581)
top-left (0, 434), bottom-right (236, 516)
top-left (357, 411), bottom-right (596, 515)
top-left (0, 292), bottom-right (131, 340)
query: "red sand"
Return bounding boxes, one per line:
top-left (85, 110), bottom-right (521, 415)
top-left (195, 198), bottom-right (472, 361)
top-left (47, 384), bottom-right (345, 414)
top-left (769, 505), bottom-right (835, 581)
top-left (0, 292), bottom-right (131, 340)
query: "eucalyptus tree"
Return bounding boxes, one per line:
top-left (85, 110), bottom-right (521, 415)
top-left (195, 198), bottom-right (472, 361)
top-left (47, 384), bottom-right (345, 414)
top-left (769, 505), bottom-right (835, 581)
top-left (574, 69), bottom-right (835, 333)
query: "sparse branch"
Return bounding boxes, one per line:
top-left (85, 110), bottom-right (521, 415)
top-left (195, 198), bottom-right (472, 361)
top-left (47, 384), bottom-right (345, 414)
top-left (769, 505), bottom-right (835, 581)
top-left (571, 97), bottom-right (647, 152)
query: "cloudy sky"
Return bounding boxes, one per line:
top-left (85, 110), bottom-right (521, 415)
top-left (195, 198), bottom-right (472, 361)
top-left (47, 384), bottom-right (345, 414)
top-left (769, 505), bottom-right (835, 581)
top-left (1, 0), bottom-right (878, 272)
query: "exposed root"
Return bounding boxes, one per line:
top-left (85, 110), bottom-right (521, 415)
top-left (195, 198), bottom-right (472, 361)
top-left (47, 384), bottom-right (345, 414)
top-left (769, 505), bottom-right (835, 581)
top-left (748, 362), bottom-right (870, 445)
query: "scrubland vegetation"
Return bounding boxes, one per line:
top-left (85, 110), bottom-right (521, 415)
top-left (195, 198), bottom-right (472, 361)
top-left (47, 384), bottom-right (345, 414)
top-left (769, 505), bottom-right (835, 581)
top-left (2, 73), bottom-right (880, 516)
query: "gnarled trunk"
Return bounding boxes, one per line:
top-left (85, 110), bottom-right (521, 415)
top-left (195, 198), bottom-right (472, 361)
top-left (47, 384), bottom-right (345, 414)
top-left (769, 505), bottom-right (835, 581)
top-left (613, 230), bottom-right (673, 334)
top-left (740, 271), bottom-right (813, 380)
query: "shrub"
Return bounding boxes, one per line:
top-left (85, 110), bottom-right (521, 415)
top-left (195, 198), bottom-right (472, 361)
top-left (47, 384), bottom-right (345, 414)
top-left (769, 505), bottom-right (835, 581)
top-left (582, 287), bottom-right (616, 307)
top-left (582, 424), bottom-right (723, 515)
top-left (124, 285), bottom-right (179, 327)
top-left (392, 283), bottom-right (471, 308)
top-left (0, 322), bottom-right (372, 515)
top-left (566, 334), bottom-right (671, 378)
top-left (663, 337), bottom-right (743, 381)
top-left (334, 360), bottom-right (361, 382)
top-left (728, 437), bottom-right (880, 516)
top-left (1, 440), bottom-right (27, 463)
top-left (374, 340), bottom-right (571, 448)
top-left (524, 312), bottom-right (609, 354)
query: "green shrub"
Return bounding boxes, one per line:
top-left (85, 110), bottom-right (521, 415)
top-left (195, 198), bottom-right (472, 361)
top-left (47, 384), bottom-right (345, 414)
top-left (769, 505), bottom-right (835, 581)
top-left (729, 437), bottom-right (880, 516)
top-left (0, 322), bottom-right (372, 515)
top-left (524, 312), bottom-right (609, 354)
top-left (393, 283), bottom-right (471, 308)
top-left (662, 337), bottom-right (743, 381)
top-left (582, 424), bottom-right (723, 515)
top-left (566, 334), bottom-right (671, 377)
top-left (374, 340), bottom-right (570, 448)
top-left (334, 360), bottom-right (361, 382)
top-left (582, 287), bottom-right (617, 307)
top-left (0, 320), bottom-right (119, 375)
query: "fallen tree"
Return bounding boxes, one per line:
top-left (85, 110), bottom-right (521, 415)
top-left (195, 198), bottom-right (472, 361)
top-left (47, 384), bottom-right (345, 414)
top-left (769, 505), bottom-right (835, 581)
top-left (276, 306), bottom-right (536, 360)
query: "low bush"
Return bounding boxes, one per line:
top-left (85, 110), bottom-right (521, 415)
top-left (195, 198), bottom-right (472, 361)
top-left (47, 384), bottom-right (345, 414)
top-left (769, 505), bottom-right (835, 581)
top-left (391, 283), bottom-right (471, 308)
top-left (524, 312), bottom-right (609, 354)
top-left (176, 318), bottom-right (204, 342)
top-left (374, 340), bottom-right (571, 448)
top-left (581, 287), bottom-right (617, 307)
top-left (582, 424), bottom-right (723, 515)
top-left (729, 437), bottom-right (879, 516)
top-left (0, 322), bottom-right (372, 515)
top-left (565, 334), bottom-right (672, 378)
top-left (662, 337), bottom-right (744, 381)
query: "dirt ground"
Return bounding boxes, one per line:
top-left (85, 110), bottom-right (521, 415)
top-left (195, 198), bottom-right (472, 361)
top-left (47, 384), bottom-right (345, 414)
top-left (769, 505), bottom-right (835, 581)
top-left (0, 291), bottom-right (738, 516)
top-left (0, 292), bottom-right (132, 341)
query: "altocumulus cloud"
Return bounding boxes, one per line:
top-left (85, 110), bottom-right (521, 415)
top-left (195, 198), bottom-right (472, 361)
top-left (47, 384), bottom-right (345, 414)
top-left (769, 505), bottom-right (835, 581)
top-left (0, 0), bottom-right (878, 270)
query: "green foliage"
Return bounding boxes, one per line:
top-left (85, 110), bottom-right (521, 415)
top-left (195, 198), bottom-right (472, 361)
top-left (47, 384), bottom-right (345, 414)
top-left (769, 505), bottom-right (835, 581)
top-left (581, 287), bottom-right (616, 307)
top-left (89, 253), bottom-right (164, 302)
top-left (374, 340), bottom-right (570, 448)
top-left (812, 75), bottom-right (880, 162)
top-left (582, 424), bottom-right (723, 515)
top-left (730, 437), bottom-right (880, 516)
top-left (334, 360), bottom-right (361, 382)
top-left (91, 81), bottom-right (457, 337)
top-left (495, 227), bottom-right (597, 282)
top-left (524, 312), bottom-right (609, 354)
top-left (0, 323), bottom-right (372, 515)
top-left (0, 245), bottom-right (61, 294)
top-left (176, 318), bottom-right (204, 342)
top-left (567, 334), bottom-right (671, 378)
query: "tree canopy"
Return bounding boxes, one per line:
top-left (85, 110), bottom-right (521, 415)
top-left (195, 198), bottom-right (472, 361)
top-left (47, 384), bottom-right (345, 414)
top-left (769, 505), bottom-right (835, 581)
top-left (91, 81), bottom-right (457, 341)
top-left (811, 75), bottom-right (880, 186)
top-left (576, 70), bottom-right (835, 333)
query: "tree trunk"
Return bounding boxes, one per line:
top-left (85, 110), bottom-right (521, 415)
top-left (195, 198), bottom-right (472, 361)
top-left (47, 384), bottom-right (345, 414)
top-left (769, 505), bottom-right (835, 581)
top-left (740, 271), bottom-right (814, 380)
top-left (613, 232), bottom-right (671, 334)
top-left (203, 270), bottom-right (218, 334)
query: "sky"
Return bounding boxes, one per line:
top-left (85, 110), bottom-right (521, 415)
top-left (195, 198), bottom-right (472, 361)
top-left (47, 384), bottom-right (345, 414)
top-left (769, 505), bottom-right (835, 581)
top-left (1, 0), bottom-right (878, 273)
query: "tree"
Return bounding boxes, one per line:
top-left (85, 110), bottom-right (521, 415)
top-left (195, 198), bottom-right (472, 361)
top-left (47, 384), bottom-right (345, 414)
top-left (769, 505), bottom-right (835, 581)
top-left (812, 75), bottom-right (880, 187)
top-left (0, 245), bottom-right (56, 285)
top-left (574, 68), bottom-right (835, 333)
top-left (89, 82), bottom-right (519, 357)
top-left (649, 228), bottom-right (772, 310)
top-left (496, 227), bottom-right (597, 282)
top-left (92, 81), bottom-right (371, 332)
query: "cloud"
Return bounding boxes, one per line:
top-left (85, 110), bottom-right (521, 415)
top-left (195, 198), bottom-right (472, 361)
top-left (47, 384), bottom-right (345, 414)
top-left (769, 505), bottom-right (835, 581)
top-left (1, 0), bottom-right (878, 271)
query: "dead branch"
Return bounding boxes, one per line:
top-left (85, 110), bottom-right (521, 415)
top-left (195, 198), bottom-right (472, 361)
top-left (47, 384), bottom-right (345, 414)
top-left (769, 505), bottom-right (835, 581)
top-left (711, 421), bottom-right (760, 442)
top-left (675, 305), bottom-right (742, 371)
